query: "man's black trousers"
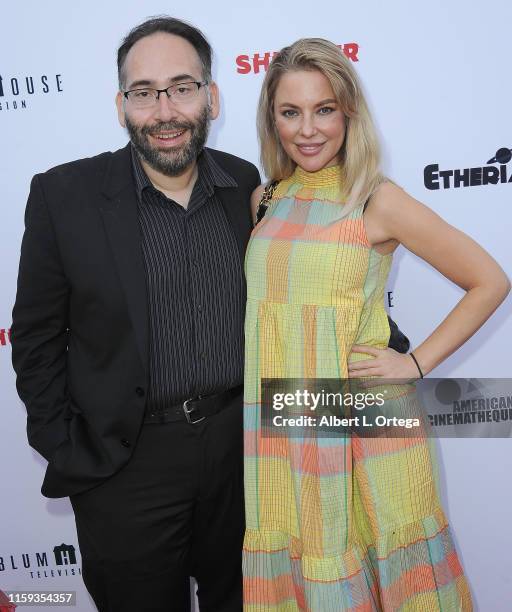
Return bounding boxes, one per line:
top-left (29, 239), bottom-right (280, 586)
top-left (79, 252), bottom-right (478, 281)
top-left (70, 391), bottom-right (244, 611)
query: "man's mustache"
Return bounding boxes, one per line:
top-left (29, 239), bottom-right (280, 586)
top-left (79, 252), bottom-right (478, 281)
top-left (141, 121), bottom-right (194, 136)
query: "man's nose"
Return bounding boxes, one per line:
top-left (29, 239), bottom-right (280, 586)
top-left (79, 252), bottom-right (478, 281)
top-left (153, 92), bottom-right (180, 121)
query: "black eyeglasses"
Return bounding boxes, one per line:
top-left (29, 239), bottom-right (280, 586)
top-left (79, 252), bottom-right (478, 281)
top-left (123, 81), bottom-right (208, 108)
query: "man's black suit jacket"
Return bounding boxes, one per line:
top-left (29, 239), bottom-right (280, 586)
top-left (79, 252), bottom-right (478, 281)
top-left (11, 144), bottom-right (260, 498)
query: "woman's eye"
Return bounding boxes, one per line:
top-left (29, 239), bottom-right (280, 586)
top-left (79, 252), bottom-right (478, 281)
top-left (318, 107), bottom-right (334, 115)
top-left (282, 109), bottom-right (298, 118)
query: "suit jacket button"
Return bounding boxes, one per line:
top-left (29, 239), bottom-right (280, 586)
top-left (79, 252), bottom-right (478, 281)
top-left (135, 387), bottom-right (145, 397)
top-left (120, 438), bottom-right (131, 448)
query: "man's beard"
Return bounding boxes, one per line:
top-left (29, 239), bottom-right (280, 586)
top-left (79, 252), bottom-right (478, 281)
top-left (126, 105), bottom-right (210, 177)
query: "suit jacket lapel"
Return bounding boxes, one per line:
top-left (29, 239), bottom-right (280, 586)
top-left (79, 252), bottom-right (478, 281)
top-left (98, 144), bottom-right (149, 373)
top-left (216, 186), bottom-right (253, 266)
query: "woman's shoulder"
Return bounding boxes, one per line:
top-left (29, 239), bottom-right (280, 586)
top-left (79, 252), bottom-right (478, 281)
top-left (365, 180), bottom-right (414, 218)
top-left (370, 180), bottom-right (404, 204)
top-left (251, 183), bottom-right (266, 202)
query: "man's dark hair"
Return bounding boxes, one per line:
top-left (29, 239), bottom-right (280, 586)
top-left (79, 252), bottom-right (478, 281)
top-left (117, 16), bottom-right (212, 88)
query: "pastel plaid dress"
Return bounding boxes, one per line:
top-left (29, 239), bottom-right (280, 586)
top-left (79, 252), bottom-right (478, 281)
top-left (242, 165), bottom-right (472, 611)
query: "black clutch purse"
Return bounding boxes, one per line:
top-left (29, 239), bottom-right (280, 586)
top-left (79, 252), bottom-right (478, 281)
top-left (387, 315), bottom-right (410, 354)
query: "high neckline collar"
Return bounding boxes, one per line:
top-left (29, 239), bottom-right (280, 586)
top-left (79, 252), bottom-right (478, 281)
top-left (292, 163), bottom-right (343, 187)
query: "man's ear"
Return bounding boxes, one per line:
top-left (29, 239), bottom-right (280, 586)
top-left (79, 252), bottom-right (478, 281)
top-left (115, 91), bottom-right (126, 128)
top-left (207, 81), bottom-right (220, 120)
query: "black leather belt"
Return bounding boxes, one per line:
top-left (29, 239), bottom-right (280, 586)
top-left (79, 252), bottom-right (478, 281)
top-left (144, 384), bottom-right (243, 425)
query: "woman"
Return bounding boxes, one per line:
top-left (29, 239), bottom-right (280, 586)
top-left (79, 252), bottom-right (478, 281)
top-left (242, 38), bottom-right (509, 611)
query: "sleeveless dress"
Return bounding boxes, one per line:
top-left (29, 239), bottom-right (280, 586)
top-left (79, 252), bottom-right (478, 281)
top-left (242, 165), bottom-right (472, 611)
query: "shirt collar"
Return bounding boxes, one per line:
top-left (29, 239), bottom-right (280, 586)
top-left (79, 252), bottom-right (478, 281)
top-left (130, 144), bottom-right (237, 201)
top-left (200, 148), bottom-right (238, 191)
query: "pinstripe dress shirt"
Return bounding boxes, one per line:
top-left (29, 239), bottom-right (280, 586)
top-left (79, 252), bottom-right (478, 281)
top-left (131, 147), bottom-right (245, 419)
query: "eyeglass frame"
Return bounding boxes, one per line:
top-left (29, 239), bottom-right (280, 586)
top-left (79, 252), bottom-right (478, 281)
top-left (122, 80), bottom-right (209, 105)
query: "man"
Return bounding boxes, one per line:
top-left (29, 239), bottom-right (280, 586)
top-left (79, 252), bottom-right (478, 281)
top-left (12, 17), bottom-right (258, 612)
top-left (12, 15), bottom-right (409, 612)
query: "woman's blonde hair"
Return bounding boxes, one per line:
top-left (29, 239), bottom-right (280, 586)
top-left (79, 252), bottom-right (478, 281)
top-left (258, 38), bottom-right (385, 215)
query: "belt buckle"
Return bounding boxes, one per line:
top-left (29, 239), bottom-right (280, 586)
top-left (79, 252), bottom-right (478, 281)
top-left (183, 397), bottom-right (205, 424)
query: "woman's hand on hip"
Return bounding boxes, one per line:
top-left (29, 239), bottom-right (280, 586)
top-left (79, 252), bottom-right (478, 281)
top-left (348, 345), bottom-right (419, 380)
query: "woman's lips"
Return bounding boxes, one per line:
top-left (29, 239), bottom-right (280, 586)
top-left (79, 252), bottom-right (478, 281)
top-left (296, 143), bottom-right (325, 156)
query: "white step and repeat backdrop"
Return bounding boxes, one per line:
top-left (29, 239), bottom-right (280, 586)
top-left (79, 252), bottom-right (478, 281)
top-left (1, 1), bottom-right (511, 610)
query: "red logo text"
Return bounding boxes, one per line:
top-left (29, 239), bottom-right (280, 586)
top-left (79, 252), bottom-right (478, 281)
top-left (236, 43), bottom-right (359, 75)
top-left (0, 328), bottom-right (11, 346)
